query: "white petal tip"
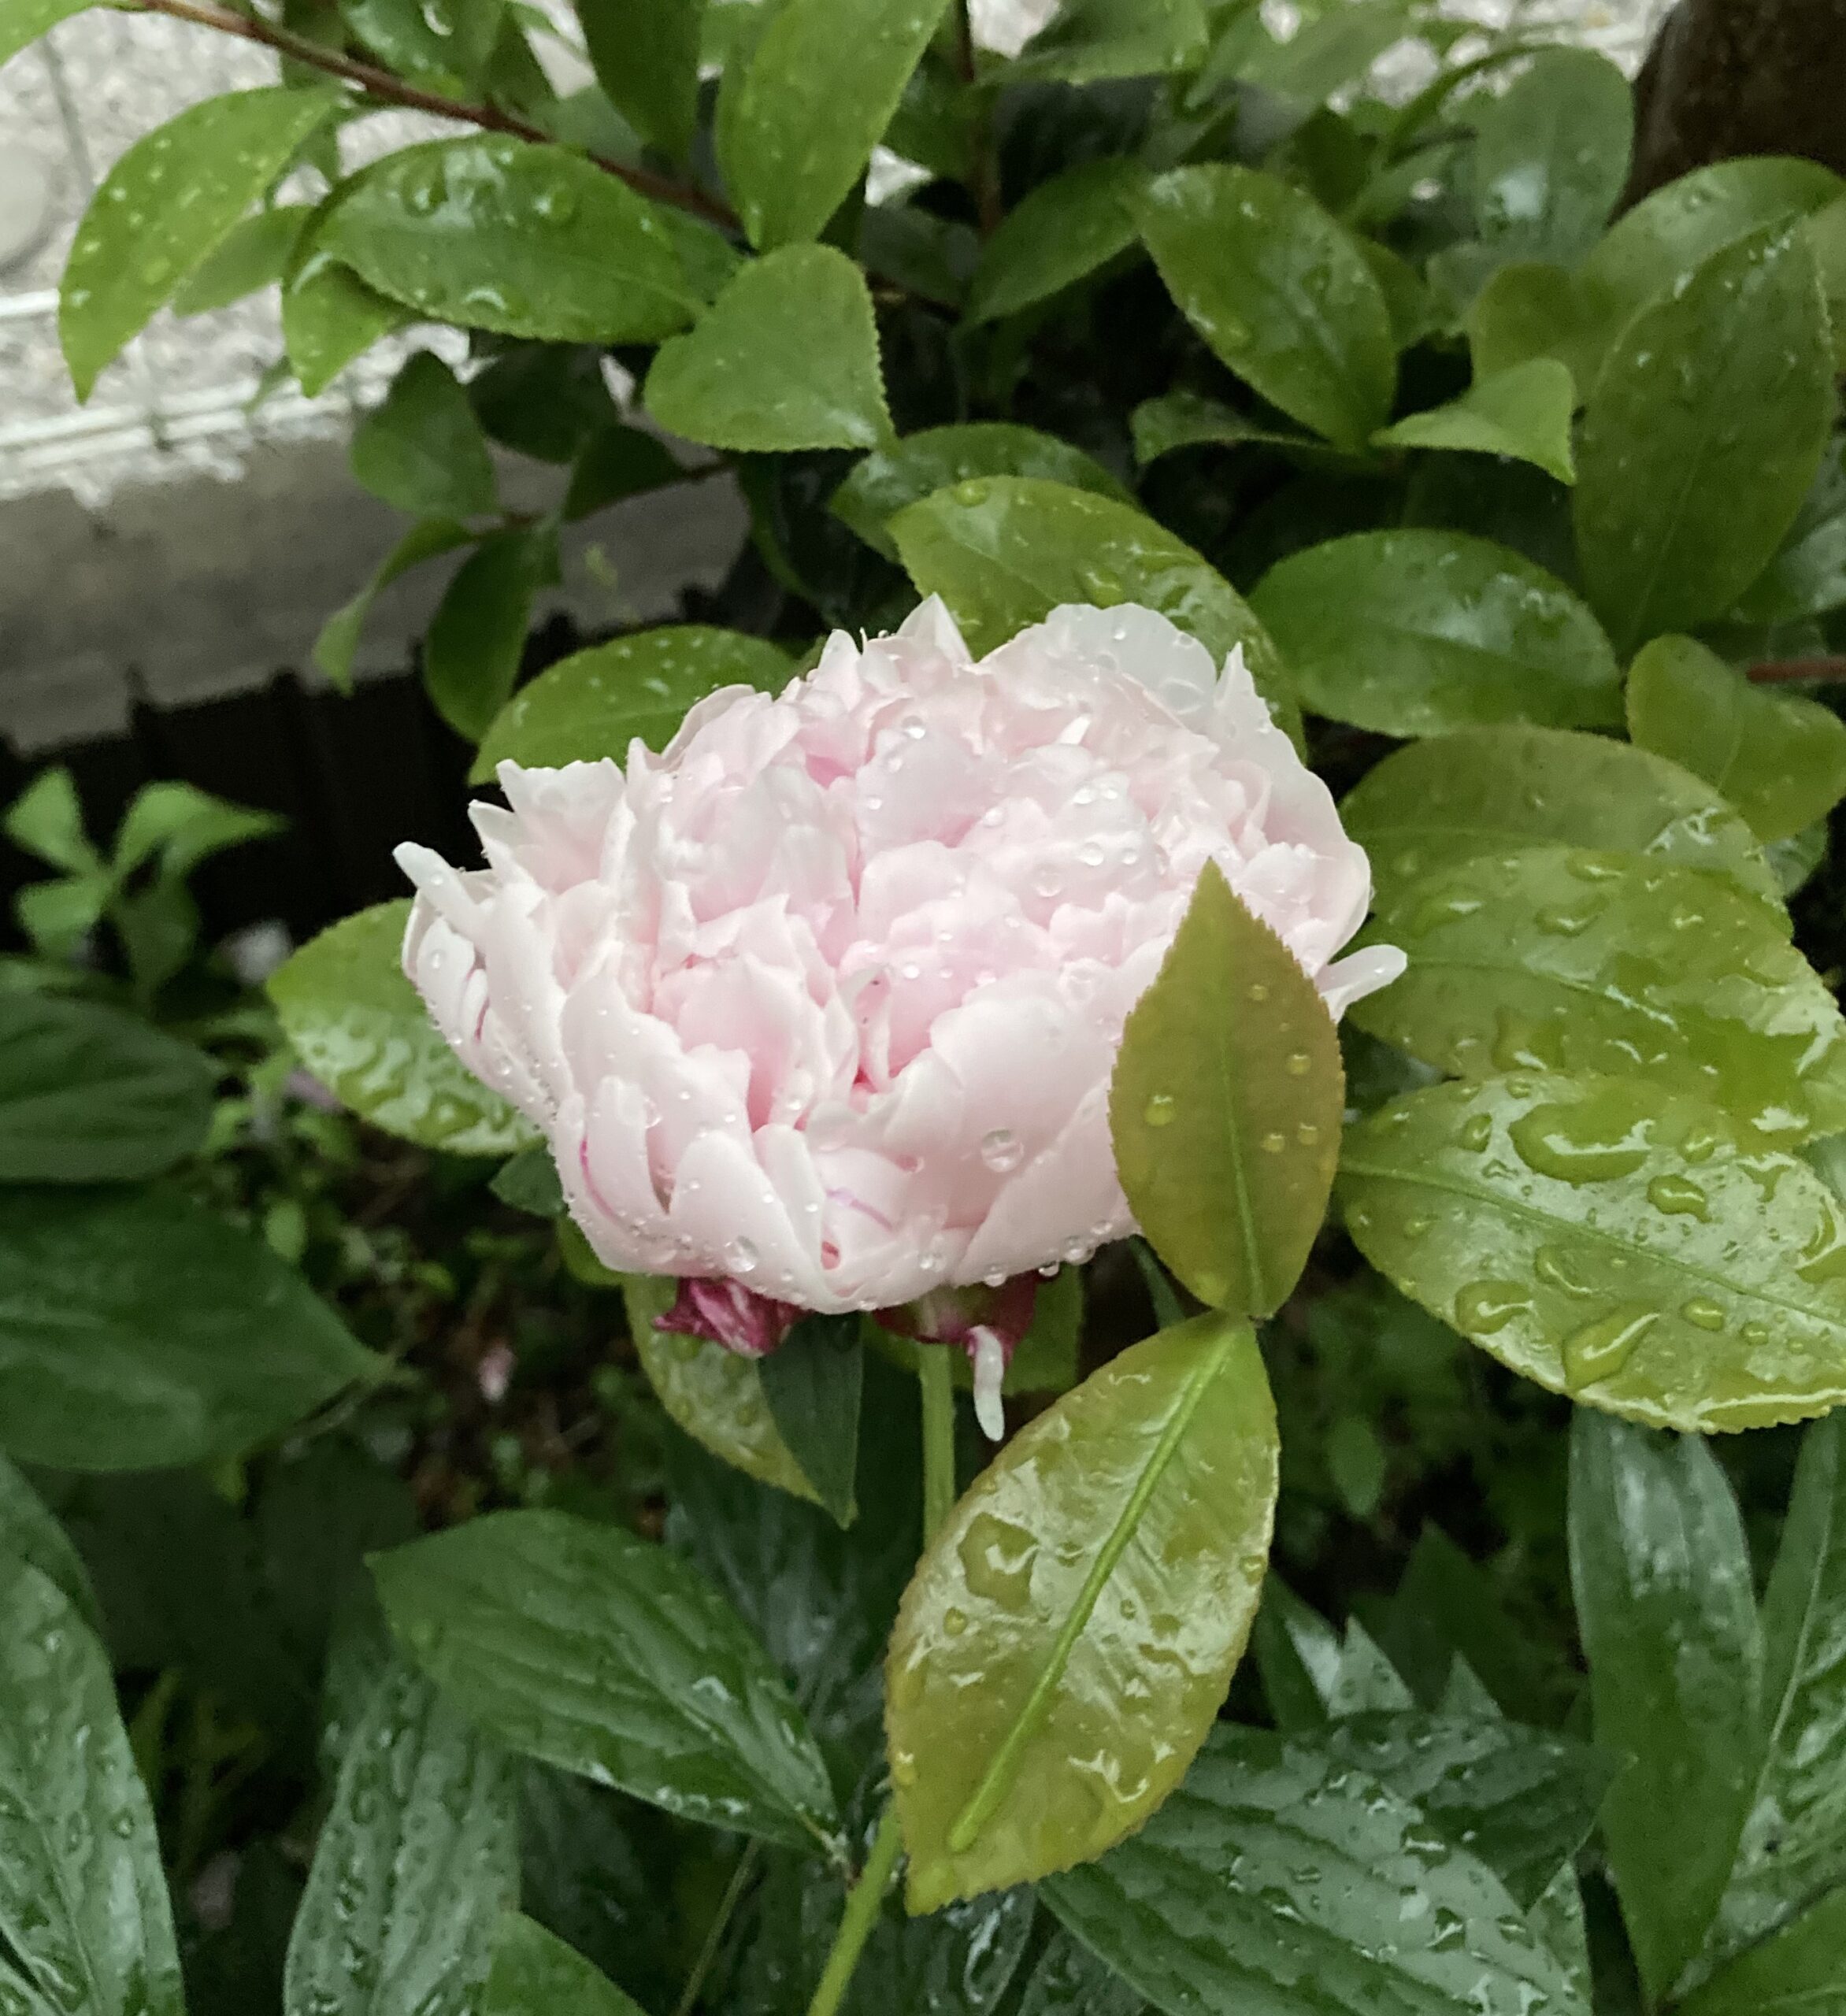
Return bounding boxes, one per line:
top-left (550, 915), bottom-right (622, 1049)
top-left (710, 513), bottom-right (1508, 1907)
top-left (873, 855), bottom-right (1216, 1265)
top-left (971, 1326), bottom-right (1006, 1442)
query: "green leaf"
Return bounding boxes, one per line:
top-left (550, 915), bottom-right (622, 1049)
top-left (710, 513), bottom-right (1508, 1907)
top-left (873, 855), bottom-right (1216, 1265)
top-left (1251, 1574), bottom-right (1342, 1731)
top-left (1466, 259), bottom-right (1613, 395)
top-left (1043, 1721), bottom-right (1589, 2016)
top-left (1340, 1071), bottom-right (1846, 1432)
top-left (1382, 1525), bottom-right (1565, 1725)
top-left (1625, 635), bottom-right (1846, 844)
top-left (171, 203), bottom-right (311, 314)
top-left (1236, 0), bottom-right (1416, 104)
top-left (964, 159), bottom-right (1146, 324)
top-left (424, 522), bottom-right (558, 740)
top-left (626, 1274), bottom-right (820, 1503)
top-left (888, 1311), bottom-right (1277, 1910)
top-left (113, 778), bottom-right (280, 879)
top-left (491, 1143), bottom-right (565, 1217)
top-left (1679, 1885), bottom-right (1846, 2016)
top-left (1373, 359), bottom-right (1577, 484)
top-left (0, 1557), bottom-right (184, 2016)
top-left (888, 476), bottom-right (1295, 732)
top-left (0, 1451), bottom-right (102, 1635)
top-left (1574, 223), bottom-right (1835, 655)
top-left (468, 343), bottom-right (613, 464)
top-left (472, 625), bottom-right (791, 780)
top-left (484, 1914), bottom-right (648, 2016)
top-left (1128, 390), bottom-right (1325, 466)
top-left (1340, 723), bottom-right (1780, 907)
top-left (373, 1508), bottom-right (840, 1848)
top-left (1569, 1413), bottom-right (1762, 2002)
top-left (758, 1314), bottom-right (862, 1529)
top-left (831, 424), bottom-right (1133, 560)
top-left (4, 765), bottom-right (98, 875)
top-left (1138, 165), bottom-right (1395, 453)
top-left (717, 0), bottom-right (950, 250)
top-left (1251, 529), bottom-right (1620, 736)
top-left (564, 422), bottom-right (685, 521)
top-left (0, 1184), bottom-right (378, 1470)
top-left (284, 243), bottom-right (407, 398)
top-left (1735, 443), bottom-right (1846, 621)
top-left (351, 350), bottom-right (498, 520)
top-left (0, 991), bottom-right (214, 1181)
top-left (1470, 48), bottom-right (1631, 268)
top-left (1015, 1931), bottom-right (1144, 2016)
top-left (1109, 862), bottom-right (1343, 1314)
top-left (645, 245), bottom-right (892, 451)
top-left (1352, 845), bottom-right (1846, 1143)
top-left (60, 86), bottom-right (339, 399)
top-left (1327, 1617), bottom-right (1415, 1715)
top-left (1008, 0), bottom-right (1207, 83)
top-left (576, 0), bottom-right (699, 158)
top-left (321, 136), bottom-right (695, 343)
top-left (315, 517), bottom-right (475, 691)
top-left (268, 899), bottom-right (539, 1154)
top-left (1, 0), bottom-right (91, 68)
top-left (284, 1658), bottom-right (519, 2016)
top-left (342, 0), bottom-right (504, 91)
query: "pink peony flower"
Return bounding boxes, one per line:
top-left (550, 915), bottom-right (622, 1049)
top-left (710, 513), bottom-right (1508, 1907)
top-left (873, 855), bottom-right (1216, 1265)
top-left (396, 599), bottom-right (1403, 1421)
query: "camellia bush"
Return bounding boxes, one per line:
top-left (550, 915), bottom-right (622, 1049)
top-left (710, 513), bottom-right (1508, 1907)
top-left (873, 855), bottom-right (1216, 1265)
top-left (9, 0), bottom-right (1846, 2011)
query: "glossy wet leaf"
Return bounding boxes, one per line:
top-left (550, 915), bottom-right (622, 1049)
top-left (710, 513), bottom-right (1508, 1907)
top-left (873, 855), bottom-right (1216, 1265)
top-left (1327, 1618), bottom-right (1415, 1716)
top-left (831, 424), bottom-right (1132, 561)
top-left (1734, 440), bottom-right (1846, 621)
top-left (1014, 1929), bottom-right (1145, 2016)
top-left (1373, 359), bottom-right (1577, 484)
top-left (314, 517), bottom-right (474, 691)
top-left (887, 1310), bottom-right (1278, 1910)
top-left (269, 900), bottom-right (538, 1154)
top-left (1128, 390), bottom-right (1324, 465)
top-left (171, 203), bottom-right (310, 314)
top-left (1010, 0), bottom-right (1208, 87)
top-left (1569, 1414), bottom-right (1761, 2003)
top-left (1351, 845), bottom-right (1846, 1143)
top-left (1465, 259), bottom-right (1611, 395)
top-left (758, 1314), bottom-right (862, 1529)
top-left (717, 0), bottom-right (949, 249)
top-left (484, 1914), bottom-right (647, 2015)
top-left (1339, 724), bottom-right (1779, 907)
top-left (0, 1557), bottom-right (184, 2016)
top-left (373, 1508), bottom-right (840, 1847)
top-left (0, 1452), bottom-right (102, 1634)
top-left (60, 85), bottom-right (339, 398)
top-left (1138, 165), bottom-right (1395, 453)
top-left (0, 991), bottom-right (215, 1181)
top-left (1340, 1072), bottom-right (1846, 1432)
top-left (284, 1658), bottom-right (518, 2016)
top-left (341, 0), bottom-right (503, 91)
top-left (1574, 223), bottom-right (1833, 654)
top-left (424, 521), bottom-right (558, 739)
top-left (350, 350), bottom-right (498, 521)
top-left (1110, 862), bottom-right (1343, 1314)
top-left (646, 245), bottom-right (892, 451)
top-left (323, 136), bottom-right (695, 343)
top-left (1, 0), bottom-right (91, 66)
top-left (283, 241), bottom-right (407, 398)
top-left (1679, 1885), bottom-right (1846, 2016)
top-left (472, 626), bottom-right (791, 780)
top-left (576, 0), bottom-right (699, 158)
top-left (1470, 49), bottom-right (1631, 268)
top-left (965, 159), bottom-right (1147, 324)
top-left (1251, 529), bottom-right (1619, 736)
top-left (1043, 1721), bottom-right (1588, 2016)
top-left (1236, 0), bottom-right (1416, 104)
top-left (1626, 634), bottom-right (1846, 844)
top-left (1251, 1574), bottom-right (1342, 1731)
top-left (0, 1184), bottom-right (379, 1470)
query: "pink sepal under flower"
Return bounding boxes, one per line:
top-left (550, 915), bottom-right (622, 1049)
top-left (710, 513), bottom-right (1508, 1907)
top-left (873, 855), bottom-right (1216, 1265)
top-left (655, 1277), bottom-right (800, 1358)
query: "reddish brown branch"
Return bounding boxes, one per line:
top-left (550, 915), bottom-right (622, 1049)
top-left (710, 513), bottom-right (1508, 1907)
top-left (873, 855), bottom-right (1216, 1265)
top-left (1748, 656), bottom-right (1846, 685)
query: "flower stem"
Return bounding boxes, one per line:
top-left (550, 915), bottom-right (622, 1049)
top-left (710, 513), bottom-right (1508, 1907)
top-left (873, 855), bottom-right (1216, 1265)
top-left (917, 1342), bottom-right (958, 1543)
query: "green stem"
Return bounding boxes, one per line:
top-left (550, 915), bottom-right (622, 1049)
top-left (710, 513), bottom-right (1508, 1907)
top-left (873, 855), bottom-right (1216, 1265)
top-left (917, 1343), bottom-right (958, 1543)
top-left (804, 1804), bottom-right (906, 2016)
top-left (674, 1841), bottom-right (760, 2016)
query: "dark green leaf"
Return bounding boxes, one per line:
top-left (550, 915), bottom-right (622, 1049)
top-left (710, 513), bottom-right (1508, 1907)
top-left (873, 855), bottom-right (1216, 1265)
top-left (491, 1143), bottom-right (565, 1217)
top-left (373, 1508), bottom-right (840, 1848)
top-left (1236, 1), bottom-right (1415, 104)
top-left (1735, 442), bottom-right (1846, 621)
top-left (468, 343), bottom-right (613, 464)
top-left (1679, 1885), bottom-right (1846, 2016)
top-left (888, 1312), bottom-right (1278, 1910)
top-left (1251, 529), bottom-right (1620, 736)
top-left (1128, 390), bottom-right (1322, 466)
top-left (0, 1184), bottom-right (378, 1470)
top-left (645, 245), bottom-right (893, 451)
top-left (1381, 1526), bottom-right (1560, 1725)
top-left (1009, 0), bottom-right (1207, 83)
top-left (1569, 1412), bottom-right (1762, 2003)
top-left (576, 0), bottom-right (699, 158)
top-left (1326, 1618), bottom-right (1415, 1715)
top-left (1251, 1573), bottom-right (1341, 1732)
top-left (351, 350), bottom-right (498, 520)
top-left (284, 243), bottom-right (406, 398)
top-left (313, 517), bottom-right (474, 691)
top-left (1110, 862), bottom-right (1343, 1314)
top-left (1574, 223), bottom-right (1834, 654)
top-left (484, 1914), bottom-right (648, 2015)
top-left (758, 1314), bottom-right (862, 1529)
top-left (563, 423), bottom-right (684, 521)
top-left (1470, 49), bottom-right (1631, 268)
top-left (472, 625), bottom-right (790, 780)
top-left (269, 899), bottom-right (538, 1154)
top-left (1138, 165), bottom-right (1396, 453)
top-left (342, 0), bottom-right (503, 90)
top-left (1340, 1072), bottom-right (1846, 1432)
top-left (424, 522), bottom-right (558, 740)
top-left (0, 1450), bottom-right (102, 1635)
top-left (1465, 259), bottom-right (1611, 395)
top-left (1373, 359), bottom-right (1577, 484)
top-left (171, 204), bottom-right (311, 314)
top-left (0, 1557), bottom-right (183, 2016)
top-left (1014, 1928), bottom-right (1145, 2016)
top-left (965, 159), bottom-right (1146, 324)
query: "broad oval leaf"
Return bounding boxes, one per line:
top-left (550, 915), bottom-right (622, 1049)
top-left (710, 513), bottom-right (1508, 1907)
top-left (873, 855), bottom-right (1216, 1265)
top-left (1138, 165), bottom-right (1396, 453)
top-left (1251, 529), bottom-right (1620, 736)
top-left (717, 0), bottom-right (950, 250)
top-left (1466, 258), bottom-right (1612, 396)
top-left (1470, 48), bottom-right (1631, 268)
top-left (1043, 1721), bottom-right (1588, 2016)
top-left (284, 1658), bottom-right (519, 2016)
top-left (1574, 222), bottom-right (1833, 654)
top-left (0, 1558), bottom-right (184, 2016)
top-left (1339, 724), bottom-right (1781, 906)
top-left (1340, 1072), bottom-right (1846, 1432)
top-left (1373, 359), bottom-right (1577, 484)
top-left (888, 1314), bottom-right (1277, 1911)
top-left (0, 1451), bottom-right (102, 1633)
top-left (350, 350), bottom-right (497, 521)
top-left (1568, 1414), bottom-right (1763, 2005)
top-left (372, 1508), bottom-right (840, 1848)
top-left (60, 86), bottom-right (339, 398)
top-left (0, 991), bottom-right (215, 1181)
top-left (424, 522), bottom-right (556, 740)
top-left (485, 1914), bottom-right (648, 2016)
top-left (1680, 1885), bottom-right (1846, 2016)
top-left (1626, 635), bottom-right (1846, 844)
top-left (576, 0), bottom-right (699, 160)
top-left (1737, 441), bottom-right (1846, 621)
top-left (472, 626), bottom-right (791, 781)
top-left (269, 900), bottom-right (537, 1155)
top-left (322, 136), bottom-right (695, 343)
top-left (284, 243), bottom-right (406, 398)
top-left (832, 424), bottom-right (1132, 561)
top-left (0, 1184), bottom-right (379, 1470)
top-left (646, 245), bottom-right (892, 452)
top-left (1351, 846), bottom-right (1846, 1144)
top-left (965, 159), bottom-right (1147, 324)
top-left (1110, 863), bottom-right (1344, 1314)
top-left (172, 202), bottom-right (312, 315)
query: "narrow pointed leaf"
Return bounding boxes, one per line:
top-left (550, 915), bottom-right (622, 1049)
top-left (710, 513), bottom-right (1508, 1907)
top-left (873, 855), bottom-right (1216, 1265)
top-left (484, 1914), bottom-right (649, 2015)
top-left (424, 523), bottom-right (556, 740)
top-left (575, 0), bottom-right (699, 158)
top-left (0, 1452), bottom-right (102, 1634)
top-left (965, 159), bottom-right (1147, 324)
top-left (284, 245), bottom-right (406, 397)
top-left (1373, 359), bottom-right (1577, 483)
top-left (314, 517), bottom-right (473, 691)
top-left (758, 1314), bottom-right (862, 1528)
